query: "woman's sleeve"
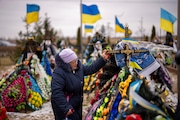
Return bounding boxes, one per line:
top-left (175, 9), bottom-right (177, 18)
top-left (51, 70), bottom-right (73, 114)
top-left (83, 57), bottom-right (107, 76)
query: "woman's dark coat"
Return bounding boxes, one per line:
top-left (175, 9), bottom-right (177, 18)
top-left (51, 53), bottom-right (107, 120)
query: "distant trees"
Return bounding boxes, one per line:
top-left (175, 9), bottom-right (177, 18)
top-left (151, 25), bottom-right (156, 42)
top-left (100, 25), bottom-right (105, 36)
top-left (18, 13), bottom-right (58, 43)
top-left (77, 27), bottom-right (81, 48)
top-left (12, 13), bottom-right (59, 63)
top-left (41, 13), bottom-right (58, 43)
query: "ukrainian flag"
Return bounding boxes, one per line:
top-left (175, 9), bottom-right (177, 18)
top-left (26, 4), bottom-right (40, 24)
top-left (82, 4), bottom-right (101, 24)
top-left (84, 25), bottom-right (94, 33)
top-left (121, 38), bottom-right (139, 44)
top-left (129, 57), bottom-right (142, 70)
top-left (160, 8), bottom-right (177, 34)
top-left (115, 16), bottom-right (125, 33)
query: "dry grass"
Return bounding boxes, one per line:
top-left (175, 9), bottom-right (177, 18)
top-left (0, 56), bottom-right (15, 78)
top-left (0, 56), bottom-right (15, 66)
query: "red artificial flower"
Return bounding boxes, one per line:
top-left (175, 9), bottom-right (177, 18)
top-left (126, 114), bottom-right (142, 120)
top-left (1, 108), bottom-right (6, 114)
top-left (21, 70), bottom-right (27, 75)
top-left (0, 107), bottom-right (9, 120)
top-left (27, 81), bottom-right (32, 86)
top-left (25, 75), bottom-right (30, 79)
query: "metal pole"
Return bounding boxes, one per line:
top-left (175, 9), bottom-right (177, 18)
top-left (26, 24), bottom-right (29, 38)
top-left (160, 29), bottom-right (161, 42)
top-left (80, 0), bottom-right (83, 59)
top-left (177, 0), bottom-right (180, 100)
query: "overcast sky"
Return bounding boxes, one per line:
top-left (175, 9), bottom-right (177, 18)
top-left (0, 0), bottom-right (178, 39)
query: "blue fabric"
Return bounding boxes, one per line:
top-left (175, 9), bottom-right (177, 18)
top-left (109, 92), bottom-right (122, 120)
top-left (44, 56), bottom-right (52, 76)
top-left (27, 4), bottom-right (40, 13)
top-left (41, 51), bottom-right (52, 76)
top-left (29, 75), bottom-right (42, 95)
top-left (161, 8), bottom-right (177, 23)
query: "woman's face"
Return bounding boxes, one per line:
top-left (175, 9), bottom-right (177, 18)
top-left (69, 59), bottom-right (78, 70)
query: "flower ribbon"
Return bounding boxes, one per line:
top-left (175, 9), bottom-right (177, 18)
top-left (129, 81), bottom-right (169, 118)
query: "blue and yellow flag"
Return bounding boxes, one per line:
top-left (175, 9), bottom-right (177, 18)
top-left (84, 25), bottom-right (94, 33)
top-left (160, 8), bottom-right (177, 34)
top-left (115, 16), bottom-right (125, 33)
top-left (129, 57), bottom-right (142, 70)
top-left (121, 38), bottom-right (139, 44)
top-left (26, 4), bottom-right (40, 24)
top-left (82, 4), bottom-right (101, 24)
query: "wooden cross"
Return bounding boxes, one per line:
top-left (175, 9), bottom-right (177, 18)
top-left (108, 44), bottom-right (149, 66)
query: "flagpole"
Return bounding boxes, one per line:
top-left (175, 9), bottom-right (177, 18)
top-left (177, 0), bottom-right (180, 103)
top-left (26, 24), bottom-right (29, 37)
top-left (115, 15), bottom-right (116, 39)
top-left (80, 0), bottom-right (83, 59)
top-left (160, 28), bottom-right (161, 42)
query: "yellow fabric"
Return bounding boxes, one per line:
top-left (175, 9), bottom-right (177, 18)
top-left (84, 29), bottom-right (93, 33)
top-left (115, 24), bottom-right (125, 33)
top-left (160, 19), bottom-right (174, 34)
top-left (82, 14), bottom-right (101, 24)
top-left (129, 61), bottom-right (142, 70)
top-left (26, 12), bottom-right (39, 24)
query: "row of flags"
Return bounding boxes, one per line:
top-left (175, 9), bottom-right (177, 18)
top-left (26, 4), bottom-right (177, 34)
top-left (82, 4), bottom-right (100, 34)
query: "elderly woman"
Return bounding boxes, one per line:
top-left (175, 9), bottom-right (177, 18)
top-left (51, 48), bottom-right (110, 120)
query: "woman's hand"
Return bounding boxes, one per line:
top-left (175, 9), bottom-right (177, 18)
top-left (66, 108), bottom-right (74, 116)
top-left (101, 49), bottom-right (110, 61)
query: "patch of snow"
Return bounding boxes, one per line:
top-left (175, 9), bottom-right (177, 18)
top-left (7, 101), bottom-right (54, 120)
